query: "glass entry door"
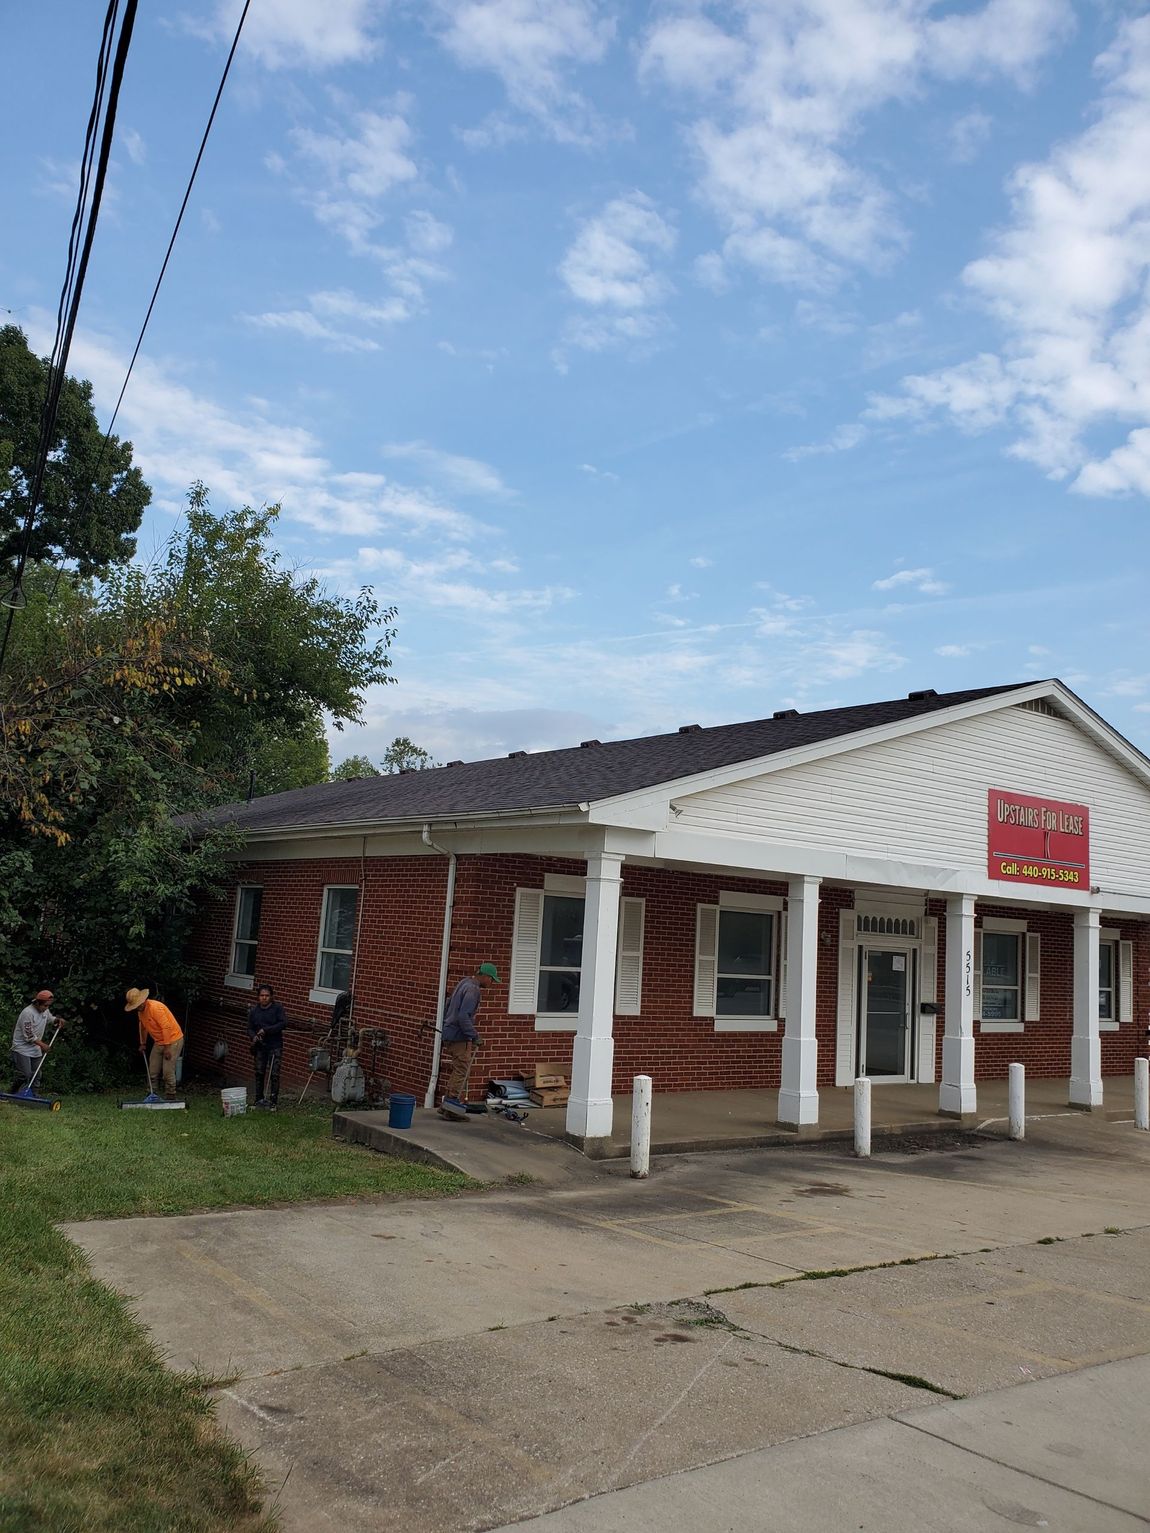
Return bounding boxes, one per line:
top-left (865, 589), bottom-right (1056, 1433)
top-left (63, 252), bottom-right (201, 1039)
top-left (860, 947), bottom-right (913, 1078)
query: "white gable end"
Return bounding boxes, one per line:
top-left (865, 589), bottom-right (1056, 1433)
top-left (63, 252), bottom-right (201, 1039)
top-left (672, 704), bottom-right (1150, 900)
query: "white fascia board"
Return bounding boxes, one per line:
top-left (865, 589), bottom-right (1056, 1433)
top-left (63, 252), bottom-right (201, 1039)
top-left (587, 681), bottom-right (1150, 826)
top-left (235, 804), bottom-right (589, 845)
top-left (652, 826), bottom-right (1150, 917)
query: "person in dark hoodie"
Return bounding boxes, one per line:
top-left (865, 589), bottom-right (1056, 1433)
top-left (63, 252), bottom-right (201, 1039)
top-left (437, 962), bottom-right (501, 1117)
top-left (248, 984), bottom-right (288, 1109)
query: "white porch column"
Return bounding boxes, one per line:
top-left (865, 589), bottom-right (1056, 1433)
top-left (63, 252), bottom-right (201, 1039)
top-left (1070, 907), bottom-right (1103, 1109)
top-left (778, 875), bottom-right (820, 1128)
top-left (566, 851), bottom-right (623, 1144)
top-left (940, 894), bottom-right (977, 1117)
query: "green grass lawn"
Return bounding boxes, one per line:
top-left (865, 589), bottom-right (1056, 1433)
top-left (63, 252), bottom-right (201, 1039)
top-left (0, 1092), bottom-right (467, 1532)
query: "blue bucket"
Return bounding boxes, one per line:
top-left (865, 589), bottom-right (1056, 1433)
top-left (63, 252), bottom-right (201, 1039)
top-left (388, 1093), bottom-right (416, 1130)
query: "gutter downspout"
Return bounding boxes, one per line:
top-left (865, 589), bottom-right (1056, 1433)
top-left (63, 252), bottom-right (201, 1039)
top-left (422, 824), bottom-right (457, 1108)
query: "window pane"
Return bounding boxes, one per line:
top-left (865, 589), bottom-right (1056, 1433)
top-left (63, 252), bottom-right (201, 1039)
top-left (538, 969), bottom-right (580, 1013)
top-left (982, 932), bottom-right (1019, 986)
top-left (717, 910), bottom-right (772, 976)
top-left (1098, 943), bottom-right (1113, 988)
top-left (540, 896), bottom-right (583, 969)
top-left (233, 940), bottom-right (258, 977)
top-left (319, 949), bottom-right (352, 991)
top-left (236, 888), bottom-right (262, 943)
top-left (717, 977), bottom-right (771, 1017)
top-left (323, 889), bottom-right (358, 951)
top-left (982, 986), bottom-right (1019, 1021)
top-left (1099, 988), bottom-right (1113, 1020)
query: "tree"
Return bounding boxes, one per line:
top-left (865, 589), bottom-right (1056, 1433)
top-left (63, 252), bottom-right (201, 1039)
top-left (381, 735), bottom-right (439, 773)
top-left (330, 754), bottom-right (380, 781)
top-left (0, 324), bottom-right (151, 577)
top-left (0, 487), bottom-right (396, 1065)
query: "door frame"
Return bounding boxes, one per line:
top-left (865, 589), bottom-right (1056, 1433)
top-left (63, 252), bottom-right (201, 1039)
top-left (857, 937), bottom-right (917, 1083)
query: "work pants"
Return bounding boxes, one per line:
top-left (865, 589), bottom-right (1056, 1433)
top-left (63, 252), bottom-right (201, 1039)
top-left (148, 1036), bottom-right (183, 1098)
top-left (440, 1040), bottom-right (476, 1102)
top-left (253, 1042), bottom-right (283, 1105)
top-left (10, 1050), bottom-right (38, 1091)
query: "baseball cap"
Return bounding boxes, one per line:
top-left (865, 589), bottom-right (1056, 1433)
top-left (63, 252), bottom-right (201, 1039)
top-left (478, 962), bottom-right (502, 982)
top-left (34, 989), bottom-right (53, 1002)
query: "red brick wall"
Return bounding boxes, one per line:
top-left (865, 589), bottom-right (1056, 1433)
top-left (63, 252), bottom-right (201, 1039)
top-left (185, 853), bottom-right (1149, 1099)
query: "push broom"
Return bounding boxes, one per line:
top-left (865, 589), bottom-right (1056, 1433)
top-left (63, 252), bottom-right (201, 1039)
top-left (0, 1025), bottom-right (64, 1111)
top-left (119, 1048), bottom-right (186, 1111)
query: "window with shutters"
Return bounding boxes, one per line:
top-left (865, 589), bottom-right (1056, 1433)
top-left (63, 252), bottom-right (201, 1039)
top-left (1099, 930), bottom-right (1132, 1029)
top-left (226, 886), bottom-right (263, 988)
top-left (1099, 939), bottom-right (1116, 1023)
top-left (509, 888), bottom-right (644, 1020)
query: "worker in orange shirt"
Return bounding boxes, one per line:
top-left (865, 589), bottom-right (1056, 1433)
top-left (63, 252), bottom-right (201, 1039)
top-left (124, 987), bottom-right (183, 1101)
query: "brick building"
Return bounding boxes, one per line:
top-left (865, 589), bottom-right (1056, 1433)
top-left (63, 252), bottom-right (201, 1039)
top-left (185, 680), bottom-right (1150, 1150)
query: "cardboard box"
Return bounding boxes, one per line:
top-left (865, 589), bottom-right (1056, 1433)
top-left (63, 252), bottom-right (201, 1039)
top-left (532, 1062), bottom-right (568, 1088)
top-left (529, 1087), bottom-right (570, 1107)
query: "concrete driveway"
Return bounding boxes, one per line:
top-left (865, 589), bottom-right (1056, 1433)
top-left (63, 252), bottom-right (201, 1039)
top-left (66, 1112), bottom-right (1150, 1532)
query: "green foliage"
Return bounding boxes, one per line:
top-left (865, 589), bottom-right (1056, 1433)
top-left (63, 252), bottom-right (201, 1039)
top-left (0, 486), bottom-right (395, 1045)
top-left (0, 324), bottom-right (150, 577)
top-left (381, 734), bottom-right (439, 772)
top-left (330, 753), bottom-right (381, 781)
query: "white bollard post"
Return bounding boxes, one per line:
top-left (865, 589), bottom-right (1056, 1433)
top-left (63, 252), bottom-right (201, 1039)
top-left (1135, 1058), bottom-right (1149, 1132)
top-left (1009, 1062), bottom-right (1025, 1141)
top-left (854, 1077), bottom-right (871, 1158)
top-left (630, 1074), bottom-right (652, 1179)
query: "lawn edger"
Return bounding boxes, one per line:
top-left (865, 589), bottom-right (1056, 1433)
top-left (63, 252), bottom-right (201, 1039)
top-left (0, 1025), bottom-right (64, 1111)
top-left (118, 1050), bottom-right (186, 1111)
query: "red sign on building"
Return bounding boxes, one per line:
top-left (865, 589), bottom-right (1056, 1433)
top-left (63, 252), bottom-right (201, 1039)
top-left (987, 788), bottom-right (1090, 888)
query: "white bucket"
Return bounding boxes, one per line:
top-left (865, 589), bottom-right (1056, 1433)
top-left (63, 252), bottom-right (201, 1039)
top-left (220, 1086), bottom-right (248, 1117)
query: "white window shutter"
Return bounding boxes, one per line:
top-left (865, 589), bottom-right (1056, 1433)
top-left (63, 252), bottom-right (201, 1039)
top-left (918, 915), bottom-right (938, 1083)
top-left (509, 889), bottom-right (543, 1015)
top-left (694, 905), bottom-right (719, 1017)
top-left (835, 909), bottom-right (857, 1086)
top-left (1119, 940), bottom-right (1134, 1024)
top-left (1024, 932), bottom-right (1041, 1022)
top-left (777, 910), bottom-right (789, 1021)
top-left (973, 930), bottom-right (983, 1019)
top-left (615, 897), bottom-right (645, 1017)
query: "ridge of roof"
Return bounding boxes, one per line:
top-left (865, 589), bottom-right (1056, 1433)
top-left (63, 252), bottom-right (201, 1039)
top-left (184, 681), bottom-right (1039, 837)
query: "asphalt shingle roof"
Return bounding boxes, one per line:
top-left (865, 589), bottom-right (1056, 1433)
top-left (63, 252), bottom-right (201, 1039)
top-left (187, 683), bottom-right (1034, 837)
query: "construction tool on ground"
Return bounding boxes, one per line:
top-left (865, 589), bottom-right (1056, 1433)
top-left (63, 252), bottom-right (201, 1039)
top-left (119, 1050), bottom-right (186, 1111)
top-left (0, 1025), bottom-right (64, 1111)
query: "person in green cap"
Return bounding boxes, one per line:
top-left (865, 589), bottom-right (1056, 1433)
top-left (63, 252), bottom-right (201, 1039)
top-left (438, 961), bottom-right (501, 1118)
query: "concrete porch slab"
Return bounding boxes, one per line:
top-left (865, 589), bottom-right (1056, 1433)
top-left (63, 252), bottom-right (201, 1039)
top-left (332, 1107), bottom-right (603, 1185)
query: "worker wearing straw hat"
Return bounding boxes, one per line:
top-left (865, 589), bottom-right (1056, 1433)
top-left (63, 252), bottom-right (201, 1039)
top-left (124, 988), bottom-right (183, 1101)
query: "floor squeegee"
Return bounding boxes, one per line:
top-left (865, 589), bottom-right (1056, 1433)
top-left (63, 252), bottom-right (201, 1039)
top-left (0, 1025), bottom-right (64, 1111)
top-left (119, 1051), bottom-right (186, 1110)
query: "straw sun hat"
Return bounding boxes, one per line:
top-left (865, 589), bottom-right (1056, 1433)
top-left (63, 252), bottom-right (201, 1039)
top-left (124, 987), bottom-right (150, 1012)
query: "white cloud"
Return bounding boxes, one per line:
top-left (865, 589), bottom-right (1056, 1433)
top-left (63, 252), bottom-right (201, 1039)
top-left (381, 441), bottom-right (513, 498)
top-left (873, 566), bottom-right (949, 595)
top-left (121, 128), bottom-right (147, 166)
top-left (556, 192), bottom-right (676, 363)
top-left (870, 16), bottom-right (1150, 499)
top-left (783, 423), bottom-right (867, 461)
top-left (293, 111), bottom-right (417, 204)
top-left (689, 555), bottom-right (712, 568)
top-left (243, 288), bottom-right (417, 350)
top-left (935, 643), bottom-right (973, 657)
top-left (204, 0), bottom-right (384, 69)
top-left (578, 462), bottom-right (620, 483)
top-left (640, 0), bottom-right (1072, 293)
top-left (559, 192), bottom-right (675, 308)
top-left (434, 0), bottom-right (614, 144)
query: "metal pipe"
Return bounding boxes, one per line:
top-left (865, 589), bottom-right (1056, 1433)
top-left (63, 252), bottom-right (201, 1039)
top-left (422, 824), bottom-right (457, 1109)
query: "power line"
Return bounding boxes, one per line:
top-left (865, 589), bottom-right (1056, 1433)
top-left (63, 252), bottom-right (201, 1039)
top-left (0, 0), bottom-right (140, 668)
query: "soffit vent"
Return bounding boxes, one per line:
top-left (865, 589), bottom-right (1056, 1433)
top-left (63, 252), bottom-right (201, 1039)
top-left (1019, 698), bottom-right (1060, 718)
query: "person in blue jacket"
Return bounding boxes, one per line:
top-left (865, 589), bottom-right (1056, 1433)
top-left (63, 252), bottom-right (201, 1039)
top-left (248, 984), bottom-right (288, 1109)
top-left (437, 962), bottom-right (501, 1115)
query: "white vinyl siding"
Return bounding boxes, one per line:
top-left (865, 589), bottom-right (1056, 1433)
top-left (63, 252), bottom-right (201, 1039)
top-left (672, 705), bottom-right (1150, 901)
top-left (509, 888), bottom-right (645, 1021)
top-left (226, 885), bottom-right (262, 988)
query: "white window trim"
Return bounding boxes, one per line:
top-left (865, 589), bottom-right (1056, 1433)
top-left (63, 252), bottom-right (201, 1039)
top-left (979, 1021), bottom-right (1025, 1034)
top-left (545, 873), bottom-right (586, 895)
top-left (705, 902), bottom-right (779, 1030)
top-left (312, 884), bottom-right (359, 1003)
top-left (225, 885), bottom-right (262, 990)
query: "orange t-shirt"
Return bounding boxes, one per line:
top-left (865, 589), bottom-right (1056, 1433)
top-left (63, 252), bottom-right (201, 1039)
top-left (138, 1000), bottom-right (183, 1046)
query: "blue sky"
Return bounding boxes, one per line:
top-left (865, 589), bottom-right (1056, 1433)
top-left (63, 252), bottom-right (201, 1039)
top-left (3, 0), bottom-right (1150, 767)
